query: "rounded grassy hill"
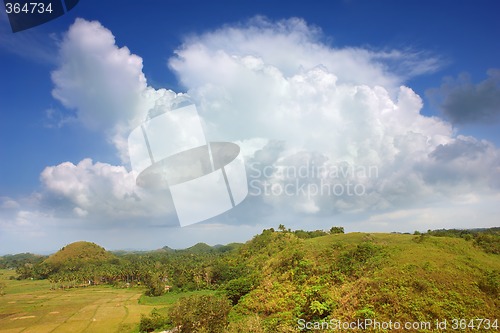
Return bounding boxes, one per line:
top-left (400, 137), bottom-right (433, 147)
top-left (44, 241), bottom-right (116, 266)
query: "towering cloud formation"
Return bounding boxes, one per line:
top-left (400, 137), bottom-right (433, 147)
top-left (168, 17), bottom-right (499, 217)
top-left (31, 17), bottom-right (500, 228)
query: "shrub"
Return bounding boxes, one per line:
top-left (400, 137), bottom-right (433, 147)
top-left (330, 226), bottom-right (345, 234)
top-left (336, 242), bottom-right (383, 278)
top-left (356, 305), bottom-right (376, 319)
top-left (478, 270), bottom-right (499, 296)
top-left (139, 308), bottom-right (169, 332)
top-left (222, 277), bottom-right (254, 305)
top-left (474, 233), bottom-right (500, 254)
top-left (144, 272), bottom-right (166, 296)
top-left (170, 294), bottom-right (232, 333)
top-left (299, 285), bottom-right (335, 321)
top-left (225, 315), bottom-right (266, 333)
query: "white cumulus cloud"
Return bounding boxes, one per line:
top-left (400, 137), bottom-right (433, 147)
top-left (51, 18), bottom-right (147, 129)
top-left (8, 17), bottom-right (497, 233)
top-left (167, 17), bottom-right (499, 221)
top-left (40, 158), bottom-right (175, 221)
top-left (50, 18), bottom-right (181, 163)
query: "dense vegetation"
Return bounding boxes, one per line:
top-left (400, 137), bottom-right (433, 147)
top-left (421, 227), bottom-right (500, 254)
top-left (0, 252), bottom-right (46, 269)
top-left (1, 226), bottom-right (499, 332)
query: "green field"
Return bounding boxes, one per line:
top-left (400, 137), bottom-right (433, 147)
top-left (0, 269), bottom-right (197, 333)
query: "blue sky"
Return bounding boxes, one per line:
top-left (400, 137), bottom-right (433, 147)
top-left (1, 0), bottom-right (499, 254)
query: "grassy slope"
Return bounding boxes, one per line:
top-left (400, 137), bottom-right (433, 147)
top-left (315, 233), bottom-right (498, 319)
top-left (232, 232), bottom-right (500, 332)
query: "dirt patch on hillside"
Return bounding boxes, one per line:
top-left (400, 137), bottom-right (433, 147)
top-left (0, 313), bottom-right (16, 320)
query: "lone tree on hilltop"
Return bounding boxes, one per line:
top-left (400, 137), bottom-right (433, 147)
top-left (330, 226), bottom-right (345, 234)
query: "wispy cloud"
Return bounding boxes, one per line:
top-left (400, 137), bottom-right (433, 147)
top-left (0, 10), bottom-right (57, 64)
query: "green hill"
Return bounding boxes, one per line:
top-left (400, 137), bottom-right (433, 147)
top-left (184, 242), bottom-right (215, 254)
top-left (0, 253), bottom-right (46, 269)
top-left (161, 242), bottom-right (243, 254)
top-left (160, 245), bottom-right (176, 253)
top-left (44, 241), bottom-right (116, 266)
top-left (214, 243), bottom-right (244, 253)
top-left (222, 230), bottom-right (500, 332)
